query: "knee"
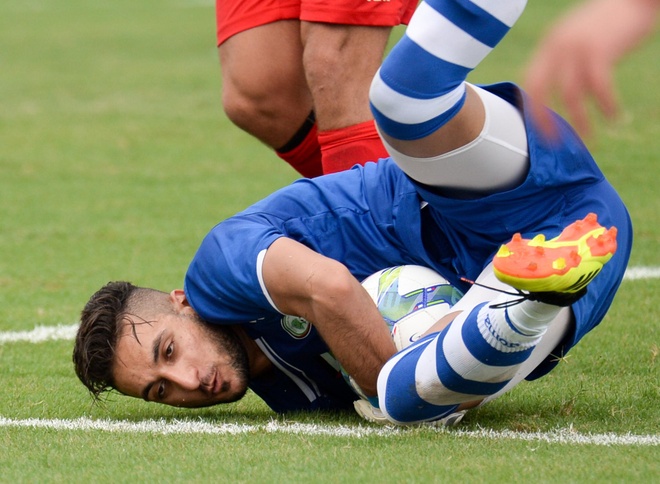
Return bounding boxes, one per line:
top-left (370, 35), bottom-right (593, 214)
top-left (303, 35), bottom-right (349, 83)
top-left (221, 79), bottom-right (272, 129)
top-left (302, 25), bottom-right (388, 89)
top-left (221, 92), bottom-right (257, 132)
top-left (221, 70), bottom-right (314, 137)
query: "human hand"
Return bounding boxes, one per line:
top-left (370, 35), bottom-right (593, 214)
top-left (524, 0), bottom-right (659, 138)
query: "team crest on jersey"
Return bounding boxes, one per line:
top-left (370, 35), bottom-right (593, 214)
top-left (281, 315), bottom-right (311, 339)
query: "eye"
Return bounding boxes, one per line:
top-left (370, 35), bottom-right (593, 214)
top-left (165, 342), bottom-right (174, 359)
top-left (157, 381), bottom-right (166, 400)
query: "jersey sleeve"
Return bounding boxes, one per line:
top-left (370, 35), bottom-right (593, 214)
top-left (184, 216), bottom-right (284, 324)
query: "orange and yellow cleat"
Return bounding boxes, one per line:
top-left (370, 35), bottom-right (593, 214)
top-left (493, 213), bottom-right (617, 295)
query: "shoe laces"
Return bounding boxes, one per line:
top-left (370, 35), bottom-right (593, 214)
top-left (460, 277), bottom-right (586, 308)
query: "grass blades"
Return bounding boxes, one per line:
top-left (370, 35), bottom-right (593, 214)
top-left (1, 0), bottom-right (658, 481)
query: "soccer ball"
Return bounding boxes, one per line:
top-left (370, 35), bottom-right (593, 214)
top-left (361, 265), bottom-right (463, 350)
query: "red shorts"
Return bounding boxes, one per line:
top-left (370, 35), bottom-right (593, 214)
top-left (216, 0), bottom-right (418, 45)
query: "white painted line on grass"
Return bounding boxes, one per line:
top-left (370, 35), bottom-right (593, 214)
top-left (624, 266), bottom-right (660, 281)
top-left (454, 427), bottom-right (660, 446)
top-left (0, 417), bottom-right (391, 438)
top-left (0, 323), bottom-right (78, 345)
top-left (0, 417), bottom-right (657, 446)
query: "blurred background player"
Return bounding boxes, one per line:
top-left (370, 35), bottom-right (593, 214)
top-left (524, 0), bottom-right (660, 137)
top-left (216, 0), bottom-right (418, 177)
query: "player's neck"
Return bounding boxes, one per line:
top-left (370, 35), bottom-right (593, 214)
top-left (230, 326), bottom-right (272, 377)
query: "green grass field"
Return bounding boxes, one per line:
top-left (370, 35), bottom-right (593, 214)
top-left (1, 0), bottom-right (658, 481)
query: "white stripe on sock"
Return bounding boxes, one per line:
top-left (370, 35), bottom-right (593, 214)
top-left (370, 73), bottom-right (465, 124)
top-left (415, 333), bottom-right (490, 405)
top-left (407, 2), bottom-right (493, 68)
top-left (469, 0), bottom-right (527, 27)
top-left (442, 315), bottom-right (519, 382)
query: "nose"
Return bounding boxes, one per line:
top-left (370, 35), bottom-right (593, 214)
top-left (163, 365), bottom-right (200, 392)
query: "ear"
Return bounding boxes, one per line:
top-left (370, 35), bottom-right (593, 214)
top-left (170, 289), bottom-right (190, 310)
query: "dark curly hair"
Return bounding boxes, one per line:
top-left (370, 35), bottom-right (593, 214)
top-left (73, 281), bottom-right (173, 400)
top-left (73, 281), bottom-right (137, 400)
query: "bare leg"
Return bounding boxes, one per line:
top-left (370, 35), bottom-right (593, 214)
top-left (219, 20), bottom-right (313, 150)
top-left (302, 23), bottom-right (392, 173)
top-left (301, 23), bottom-right (391, 131)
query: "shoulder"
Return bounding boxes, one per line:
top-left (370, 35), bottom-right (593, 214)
top-left (184, 220), bottom-right (285, 323)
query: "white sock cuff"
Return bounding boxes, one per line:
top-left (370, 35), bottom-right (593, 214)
top-left (507, 300), bottom-right (562, 335)
top-left (477, 300), bottom-right (541, 352)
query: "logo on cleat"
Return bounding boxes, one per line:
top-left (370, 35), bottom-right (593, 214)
top-left (566, 269), bottom-right (601, 292)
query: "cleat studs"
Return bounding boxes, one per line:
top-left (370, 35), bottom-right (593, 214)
top-left (605, 227), bottom-right (618, 241)
top-left (532, 234), bottom-right (546, 244)
top-left (496, 245), bottom-right (511, 257)
top-left (552, 258), bottom-right (566, 271)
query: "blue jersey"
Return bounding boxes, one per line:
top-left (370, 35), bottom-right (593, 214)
top-left (184, 83), bottom-right (632, 412)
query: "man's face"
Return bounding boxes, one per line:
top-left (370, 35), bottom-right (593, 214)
top-left (112, 304), bottom-right (249, 408)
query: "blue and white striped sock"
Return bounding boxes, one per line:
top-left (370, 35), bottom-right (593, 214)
top-left (378, 299), bottom-right (556, 424)
top-left (370, 0), bottom-right (527, 140)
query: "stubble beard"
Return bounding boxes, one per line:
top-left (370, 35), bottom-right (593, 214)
top-left (191, 313), bottom-right (251, 405)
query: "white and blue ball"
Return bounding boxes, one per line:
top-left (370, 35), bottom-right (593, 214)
top-left (362, 265), bottom-right (463, 350)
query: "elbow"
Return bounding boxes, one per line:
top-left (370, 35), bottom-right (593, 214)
top-left (307, 262), bottom-right (358, 312)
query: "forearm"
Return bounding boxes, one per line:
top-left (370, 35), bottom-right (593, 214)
top-left (303, 270), bottom-right (397, 396)
top-left (262, 237), bottom-right (396, 396)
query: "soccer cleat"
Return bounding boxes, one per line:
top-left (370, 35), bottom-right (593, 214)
top-left (353, 399), bottom-right (466, 428)
top-left (493, 213), bottom-right (617, 305)
top-left (353, 399), bottom-right (390, 425)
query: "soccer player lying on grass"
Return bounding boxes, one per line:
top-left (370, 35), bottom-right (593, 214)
top-left (73, 0), bottom-right (632, 425)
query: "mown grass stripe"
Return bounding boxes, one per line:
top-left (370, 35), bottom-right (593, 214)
top-left (0, 417), bottom-right (657, 446)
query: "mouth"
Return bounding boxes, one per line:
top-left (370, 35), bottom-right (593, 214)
top-left (212, 376), bottom-right (222, 395)
top-left (201, 369), bottom-right (219, 396)
top-left (210, 370), bottom-right (226, 396)
top-left (202, 367), bottom-right (237, 401)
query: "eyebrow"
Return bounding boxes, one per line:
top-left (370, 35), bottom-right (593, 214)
top-left (141, 330), bottom-right (165, 401)
top-left (141, 383), bottom-right (153, 402)
top-left (152, 330), bottom-right (165, 364)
